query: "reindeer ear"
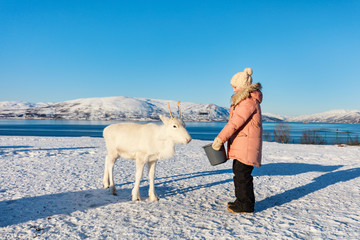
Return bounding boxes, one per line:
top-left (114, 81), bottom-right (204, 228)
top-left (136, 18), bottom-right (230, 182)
top-left (159, 115), bottom-right (169, 124)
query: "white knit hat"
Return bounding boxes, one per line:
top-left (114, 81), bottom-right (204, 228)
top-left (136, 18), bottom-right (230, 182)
top-left (230, 68), bottom-right (253, 88)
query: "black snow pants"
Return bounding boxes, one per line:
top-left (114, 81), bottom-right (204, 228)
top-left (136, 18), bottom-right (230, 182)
top-left (233, 160), bottom-right (255, 211)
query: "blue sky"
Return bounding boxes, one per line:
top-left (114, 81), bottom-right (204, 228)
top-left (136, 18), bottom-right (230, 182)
top-left (1, 0), bottom-right (359, 116)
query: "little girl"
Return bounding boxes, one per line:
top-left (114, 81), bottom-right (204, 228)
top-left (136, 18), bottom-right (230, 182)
top-left (212, 67), bottom-right (263, 213)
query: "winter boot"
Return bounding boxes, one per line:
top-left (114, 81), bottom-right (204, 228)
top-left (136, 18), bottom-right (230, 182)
top-left (227, 204), bottom-right (254, 214)
top-left (227, 201), bottom-right (236, 208)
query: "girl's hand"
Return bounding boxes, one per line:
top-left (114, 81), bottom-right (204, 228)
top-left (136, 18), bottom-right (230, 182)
top-left (212, 137), bottom-right (223, 151)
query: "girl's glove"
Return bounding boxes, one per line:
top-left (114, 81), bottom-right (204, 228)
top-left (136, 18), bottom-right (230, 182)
top-left (212, 137), bottom-right (223, 151)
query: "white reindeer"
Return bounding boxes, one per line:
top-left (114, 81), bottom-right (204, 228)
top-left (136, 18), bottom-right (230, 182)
top-left (103, 102), bottom-right (191, 201)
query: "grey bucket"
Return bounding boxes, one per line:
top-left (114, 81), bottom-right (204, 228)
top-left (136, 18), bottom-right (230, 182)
top-left (202, 143), bottom-right (227, 166)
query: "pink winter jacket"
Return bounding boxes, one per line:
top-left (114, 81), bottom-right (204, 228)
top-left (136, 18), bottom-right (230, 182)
top-left (217, 83), bottom-right (263, 167)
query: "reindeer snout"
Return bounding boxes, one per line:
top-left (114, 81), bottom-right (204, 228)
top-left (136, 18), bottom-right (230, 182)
top-left (186, 137), bottom-right (192, 143)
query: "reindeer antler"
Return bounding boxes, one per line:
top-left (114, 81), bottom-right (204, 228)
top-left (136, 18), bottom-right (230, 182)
top-left (177, 101), bottom-right (181, 118)
top-left (168, 103), bottom-right (174, 118)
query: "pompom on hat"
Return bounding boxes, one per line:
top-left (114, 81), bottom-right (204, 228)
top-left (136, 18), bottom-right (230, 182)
top-left (230, 68), bottom-right (253, 89)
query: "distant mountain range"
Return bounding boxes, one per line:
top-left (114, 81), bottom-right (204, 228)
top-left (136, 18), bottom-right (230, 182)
top-left (0, 96), bottom-right (359, 124)
top-left (285, 110), bottom-right (360, 124)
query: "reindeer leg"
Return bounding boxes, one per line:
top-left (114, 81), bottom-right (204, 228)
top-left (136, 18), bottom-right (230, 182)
top-left (132, 156), bottom-right (146, 201)
top-left (103, 153), bottom-right (118, 195)
top-left (103, 155), bottom-right (111, 188)
top-left (148, 161), bottom-right (159, 201)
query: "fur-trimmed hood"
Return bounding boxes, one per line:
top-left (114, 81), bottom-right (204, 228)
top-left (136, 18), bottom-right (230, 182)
top-left (231, 83), bottom-right (262, 106)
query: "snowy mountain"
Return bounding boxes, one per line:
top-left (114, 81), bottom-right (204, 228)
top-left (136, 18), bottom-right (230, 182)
top-left (286, 109), bottom-right (360, 124)
top-left (0, 101), bottom-right (50, 111)
top-left (262, 113), bottom-right (287, 122)
top-left (0, 97), bottom-right (359, 123)
top-left (0, 97), bottom-right (230, 122)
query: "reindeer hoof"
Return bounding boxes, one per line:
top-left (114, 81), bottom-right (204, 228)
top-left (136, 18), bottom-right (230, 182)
top-left (132, 195), bottom-right (141, 201)
top-left (112, 187), bottom-right (117, 196)
top-left (149, 196), bottom-right (159, 201)
top-left (103, 182), bottom-right (109, 189)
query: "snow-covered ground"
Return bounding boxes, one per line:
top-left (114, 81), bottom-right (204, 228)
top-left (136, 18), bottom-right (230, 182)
top-left (0, 136), bottom-right (359, 239)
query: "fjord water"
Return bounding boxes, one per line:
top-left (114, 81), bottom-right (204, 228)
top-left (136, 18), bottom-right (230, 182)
top-left (0, 119), bottom-right (359, 144)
